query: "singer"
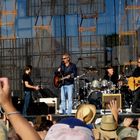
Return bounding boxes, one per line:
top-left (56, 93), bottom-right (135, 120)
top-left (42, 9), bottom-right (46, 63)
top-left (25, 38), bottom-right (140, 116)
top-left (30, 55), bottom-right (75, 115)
top-left (55, 53), bottom-right (77, 115)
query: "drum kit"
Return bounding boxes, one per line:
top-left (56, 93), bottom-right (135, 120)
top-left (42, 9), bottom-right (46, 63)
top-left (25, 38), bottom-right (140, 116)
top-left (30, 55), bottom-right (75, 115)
top-left (73, 62), bottom-right (136, 109)
top-left (73, 66), bottom-right (118, 109)
top-left (73, 59), bottom-right (139, 109)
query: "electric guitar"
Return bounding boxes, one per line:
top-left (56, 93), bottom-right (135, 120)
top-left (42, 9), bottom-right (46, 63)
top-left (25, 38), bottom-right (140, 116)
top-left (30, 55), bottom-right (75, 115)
top-left (127, 77), bottom-right (140, 91)
top-left (53, 74), bottom-right (73, 88)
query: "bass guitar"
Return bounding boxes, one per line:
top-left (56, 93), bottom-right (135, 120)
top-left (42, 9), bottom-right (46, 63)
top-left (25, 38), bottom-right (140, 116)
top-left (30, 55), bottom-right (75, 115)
top-left (127, 77), bottom-right (140, 91)
top-left (53, 74), bottom-right (72, 88)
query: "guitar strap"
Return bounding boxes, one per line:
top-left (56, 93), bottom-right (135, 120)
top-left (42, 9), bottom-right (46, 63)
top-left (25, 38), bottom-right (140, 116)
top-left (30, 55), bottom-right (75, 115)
top-left (61, 63), bottom-right (66, 85)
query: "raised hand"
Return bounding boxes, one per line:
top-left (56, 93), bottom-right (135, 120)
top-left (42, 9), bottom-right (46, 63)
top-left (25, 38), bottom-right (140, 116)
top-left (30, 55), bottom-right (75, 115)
top-left (108, 100), bottom-right (119, 122)
top-left (0, 78), bottom-right (11, 107)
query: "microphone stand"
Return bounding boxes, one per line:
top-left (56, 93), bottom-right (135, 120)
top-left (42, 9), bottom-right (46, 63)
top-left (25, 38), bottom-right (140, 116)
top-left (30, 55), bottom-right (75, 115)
top-left (115, 57), bottom-right (120, 75)
top-left (76, 57), bottom-right (83, 65)
top-left (39, 76), bottom-right (42, 88)
top-left (38, 76), bottom-right (43, 98)
top-left (129, 60), bottom-right (133, 75)
top-left (115, 57), bottom-right (121, 93)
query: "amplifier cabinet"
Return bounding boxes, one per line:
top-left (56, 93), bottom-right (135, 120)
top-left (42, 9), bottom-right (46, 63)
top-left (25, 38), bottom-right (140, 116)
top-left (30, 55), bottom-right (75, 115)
top-left (102, 94), bottom-right (122, 109)
top-left (39, 98), bottom-right (58, 114)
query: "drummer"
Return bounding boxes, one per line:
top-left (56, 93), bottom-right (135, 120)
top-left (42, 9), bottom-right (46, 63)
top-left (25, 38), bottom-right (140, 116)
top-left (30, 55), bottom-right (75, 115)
top-left (103, 65), bottom-right (118, 86)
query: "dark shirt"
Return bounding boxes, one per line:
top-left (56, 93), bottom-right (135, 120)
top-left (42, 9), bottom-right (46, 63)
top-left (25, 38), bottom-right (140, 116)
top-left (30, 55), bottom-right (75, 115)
top-left (103, 73), bottom-right (118, 85)
top-left (59, 62), bottom-right (77, 85)
top-left (131, 67), bottom-right (140, 93)
top-left (132, 67), bottom-right (140, 77)
top-left (22, 73), bottom-right (34, 91)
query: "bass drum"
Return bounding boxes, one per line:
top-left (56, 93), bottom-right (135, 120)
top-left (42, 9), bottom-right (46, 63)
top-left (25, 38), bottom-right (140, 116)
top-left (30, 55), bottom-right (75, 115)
top-left (79, 87), bottom-right (88, 100)
top-left (88, 91), bottom-right (102, 109)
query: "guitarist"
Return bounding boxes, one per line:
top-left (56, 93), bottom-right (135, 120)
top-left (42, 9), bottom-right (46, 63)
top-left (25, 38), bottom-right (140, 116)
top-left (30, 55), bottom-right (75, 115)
top-left (56, 53), bottom-right (77, 115)
top-left (131, 57), bottom-right (140, 113)
top-left (22, 65), bottom-right (40, 115)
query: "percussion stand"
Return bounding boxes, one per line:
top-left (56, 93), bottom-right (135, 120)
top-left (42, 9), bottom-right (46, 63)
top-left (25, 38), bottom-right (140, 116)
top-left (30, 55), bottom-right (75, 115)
top-left (74, 77), bottom-right (79, 100)
top-left (73, 73), bottom-right (86, 109)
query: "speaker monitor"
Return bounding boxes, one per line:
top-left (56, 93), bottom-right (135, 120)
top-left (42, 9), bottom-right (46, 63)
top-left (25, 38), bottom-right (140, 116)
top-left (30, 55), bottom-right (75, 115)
top-left (27, 102), bottom-right (48, 115)
top-left (102, 94), bottom-right (122, 109)
top-left (39, 98), bottom-right (58, 114)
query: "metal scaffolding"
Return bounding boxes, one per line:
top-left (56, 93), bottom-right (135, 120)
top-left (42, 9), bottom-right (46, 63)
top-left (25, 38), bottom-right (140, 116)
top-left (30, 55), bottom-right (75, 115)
top-left (0, 0), bottom-right (17, 39)
top-left (0, 0), bottom-right (140, 98)
top-left (118, 0), bottom-right (140, 61)
top-left (27, 0), bottom-right (105, 16)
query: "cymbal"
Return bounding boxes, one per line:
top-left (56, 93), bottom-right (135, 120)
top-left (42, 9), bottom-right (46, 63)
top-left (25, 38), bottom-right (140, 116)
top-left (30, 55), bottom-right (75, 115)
top-left (83, 66), bottom-right (98, 72)
top-left (101, 65), bottom-right (113, 69)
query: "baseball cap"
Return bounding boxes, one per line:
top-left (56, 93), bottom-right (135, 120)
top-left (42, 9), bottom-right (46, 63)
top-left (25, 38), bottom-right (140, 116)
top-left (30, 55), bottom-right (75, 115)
top-left (44, 117), bottom-right (94, 140)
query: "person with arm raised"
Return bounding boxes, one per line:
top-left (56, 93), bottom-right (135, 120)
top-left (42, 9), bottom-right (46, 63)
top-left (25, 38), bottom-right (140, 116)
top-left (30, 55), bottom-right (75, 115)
top-left (0, 77), bottom-right (41, 140)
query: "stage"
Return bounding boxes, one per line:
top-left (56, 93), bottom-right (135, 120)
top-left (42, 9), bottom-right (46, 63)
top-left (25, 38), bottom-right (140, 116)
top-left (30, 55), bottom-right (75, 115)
top-left (13, 96), bottom-right (140, 121)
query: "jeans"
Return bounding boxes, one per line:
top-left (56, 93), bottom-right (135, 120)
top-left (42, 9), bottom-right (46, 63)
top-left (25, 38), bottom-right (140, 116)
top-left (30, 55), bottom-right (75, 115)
top-left (60, 84), bottom-right (74, 115)
top-left (22, 91), bottom-right (31, 115)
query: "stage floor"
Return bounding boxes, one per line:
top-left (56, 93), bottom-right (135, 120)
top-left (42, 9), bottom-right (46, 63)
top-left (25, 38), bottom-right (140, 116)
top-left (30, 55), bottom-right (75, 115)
top-left (25, 108), bottom-right (140, 121)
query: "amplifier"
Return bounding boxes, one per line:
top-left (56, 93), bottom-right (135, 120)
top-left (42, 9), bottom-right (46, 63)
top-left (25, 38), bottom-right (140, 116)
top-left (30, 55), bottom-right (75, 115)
top-left (102, 94), bottom-right (122, 109)
top-left (39, 98), bottom-right (58, 114)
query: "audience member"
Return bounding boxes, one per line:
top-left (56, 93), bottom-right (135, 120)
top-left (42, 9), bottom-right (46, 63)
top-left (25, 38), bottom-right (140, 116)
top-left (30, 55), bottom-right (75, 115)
top-left (95, 114), bottom-right (118, 139)
top-left (137, 118), bottom-right (140, 140)
top-left (117, 127), bottom-right (137, 140)
top-left (108, 100), bottom-right (119, 122)
top-left (36, 119), bottom-right (53, 140)
top-left (8, 127), bottom-right (21, 140)
top-left (75, 104), bottom-right (96, 124)
top-left (0, 119), bottom-right (8, 140)
top-left (44, 117), bottom-right (94, 140)
top-left (116, 118), bottom-right (139, 140)
top-left (0, 77), bottom-right (41, 140)
top-left (93, 100), bottom-right (119, 140)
